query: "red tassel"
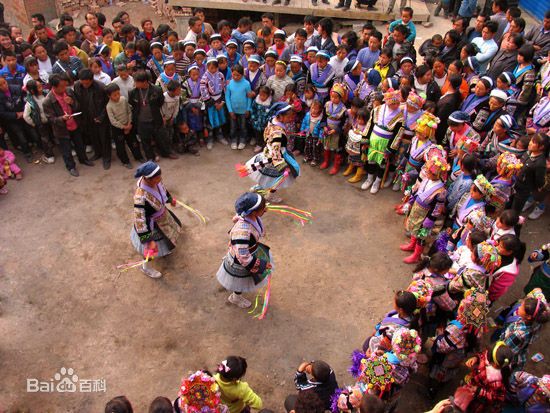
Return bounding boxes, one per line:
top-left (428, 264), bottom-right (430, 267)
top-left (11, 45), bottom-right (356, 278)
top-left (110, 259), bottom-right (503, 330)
top-left (235, 163), bottom-right (249, 177)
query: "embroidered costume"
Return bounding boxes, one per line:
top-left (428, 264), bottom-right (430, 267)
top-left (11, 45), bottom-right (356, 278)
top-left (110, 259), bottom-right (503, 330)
top-left (200, 64), bottom-right (227, 137)
top-left (216, 193), bottom-right (273, 298)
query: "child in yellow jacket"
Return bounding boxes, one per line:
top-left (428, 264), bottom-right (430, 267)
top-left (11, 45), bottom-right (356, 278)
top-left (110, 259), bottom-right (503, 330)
top-left (214, 356), bottom-right (263, 413)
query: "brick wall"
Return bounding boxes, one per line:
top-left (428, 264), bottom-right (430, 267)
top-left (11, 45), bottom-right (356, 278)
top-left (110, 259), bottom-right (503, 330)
top-left (2, 0), bottom-right (30, 27)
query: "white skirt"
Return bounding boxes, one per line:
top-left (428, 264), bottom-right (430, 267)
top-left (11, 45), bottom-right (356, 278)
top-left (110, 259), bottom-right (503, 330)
top-left (246, 154), bottom-right (296, 190)
top-left (216, 250), bottom-right (275, 293)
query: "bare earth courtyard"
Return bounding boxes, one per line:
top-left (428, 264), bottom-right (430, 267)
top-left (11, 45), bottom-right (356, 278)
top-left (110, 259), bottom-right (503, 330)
top-left (1, 147), bottom-right (548, 412)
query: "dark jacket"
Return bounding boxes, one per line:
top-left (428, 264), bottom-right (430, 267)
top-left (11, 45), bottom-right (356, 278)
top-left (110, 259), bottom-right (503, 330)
top-left (436, 91), bottom-right (462, 144)
top-left (0, 85), bottom-right (25, 122)
top-left (128, 83), bottom-right (165, 127)
top-left (416, 79), bottom-right (441, 103)
top-left (73, 80), bottom-right (108, 125)
top-left (486, 49), bottom-right (518, 81)
top-left (515, 152), bottom-right (546, 194)
top-left (43, 88), bottom-right (80, 138)
top-left (385, 37), bottom-right (416, 63)
top-left (311, 35), bottom-right (337, 57)
top-left (439, 45), bottom-right (461, 66)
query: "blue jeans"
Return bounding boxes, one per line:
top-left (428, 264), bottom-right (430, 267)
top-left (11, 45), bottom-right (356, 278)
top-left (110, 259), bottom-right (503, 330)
top-left (229, 114), bottom-right (247, 145)
top-left (458, 0), bottom-right (476, 18)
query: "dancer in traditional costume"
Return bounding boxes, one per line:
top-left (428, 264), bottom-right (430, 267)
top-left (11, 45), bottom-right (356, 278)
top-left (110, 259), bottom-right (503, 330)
top-left (361, 89), bottom-right (404, 194)
top-left (343, 108), bottom-right (369, 183)
top-left (216, 192), bottom-right (273, 309)
top-left (400, 146), bottom-right (449, 264)
top-left (239, 103), bottom-right (300, 203)
top-left (131, 161), bottom-right (182, 279)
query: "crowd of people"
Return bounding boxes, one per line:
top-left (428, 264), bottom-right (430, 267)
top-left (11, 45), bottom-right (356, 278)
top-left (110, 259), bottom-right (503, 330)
top-left (0, 3), bottom-right (549, 413)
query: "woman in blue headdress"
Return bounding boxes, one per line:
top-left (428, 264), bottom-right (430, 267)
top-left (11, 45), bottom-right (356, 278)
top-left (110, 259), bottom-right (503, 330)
top-left (216, 192), bottom-right (274, 308)
top-left (130, 161), bottom-right (182, 279)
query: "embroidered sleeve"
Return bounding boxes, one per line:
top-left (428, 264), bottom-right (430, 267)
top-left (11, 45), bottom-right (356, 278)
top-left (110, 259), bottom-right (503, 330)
top-left (199, 76), bottom-right (212, 104)
top-left (231, 221), bottom-right (267, 274)
top-left (133, 189), bottom-right (152, 243)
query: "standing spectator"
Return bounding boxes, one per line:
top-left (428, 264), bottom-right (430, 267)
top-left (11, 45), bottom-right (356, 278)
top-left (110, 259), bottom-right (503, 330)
top-left (389, 7), bottom-right (417, 44)
top-left (0, 51), bottom-right (26, 87)
top-left (0, 77), bottom-right (35, 161)
top-left (311, 18), bottom-right (336, 57)
top-left (471, 21), bottom-right (499, 74)
top-left (80, 24), bottom-right (101, 57)
top-left (27, 13), bottom-right (56, 44)
top-left (436, 75), bottom-right (463, 144)
top-left (257, 13), bottom-right (279, 40)
top-left (486, 33), bottom-right (523, 81)
top-left (128, 71), bottom-right (176, 160)
top-left (160, 79), bottom-right (182, 153)
top-left (43, 74), bottom-right (94, 176)
top-left (85, 12), bottom-right (104, 37)
top-left (105, 83), bottom-right (143, 169)
top-left (490, 0), bottom-right (509, 43)
top-left (226, 64), bottom-right (252, 150)
top-left (184, 16), bottom-right (202, 43)
top-left (192, 7), bottom-right (214, 36)
top-left (523, 10), bottom-right (550, 61)
top-left (51, 41), bottom-right (84, 84)
top-left (73, 69), bottom-right (111, 168)
top-left (32, 44), bottom-right (54, 75)
top-left (357, 31), bottom-right (381, 70)
top-left (23, 79), bottom-right (55, 164)
top-left (32, 25), bottom-right (56, 58)
top-left (112, 64), bottom-right (135, 99)
top-left (139, 18), bottom-right (156, 42)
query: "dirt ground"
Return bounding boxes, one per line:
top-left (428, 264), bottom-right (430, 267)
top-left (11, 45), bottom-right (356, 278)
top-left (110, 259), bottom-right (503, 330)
top-left (1, 143), bottom-right (548, 413)
top-left (1, 3), bottom-right (549, 413)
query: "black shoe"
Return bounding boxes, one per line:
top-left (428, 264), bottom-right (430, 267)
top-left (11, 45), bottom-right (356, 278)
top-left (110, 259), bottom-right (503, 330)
top-left (187, 146), bottom-right (200, 156)
top-left (123, 163), bottom-right (133, 169)
top-left (272, 0), bottom-right (281, 4)
top-left (103, 160), bottom-right (111, 170)
top-left (91, 153), bottom-right (102, 161)
top-left (335, 2), bottom-right (344, 8)
top-left (342, 4), bottom-right (350, 9)
top-left (69, 168), bottom-right (79, 177)
top-left (81, 160), bottom-right (95, 167)
top-left (322, 0), bottom-right (330, 4)
top-left (312, 0), bottom-right (318, 4)
top-left (366, 5), bottom-right (377, 9)
top-left (284, 0), bottom-right (290, 4)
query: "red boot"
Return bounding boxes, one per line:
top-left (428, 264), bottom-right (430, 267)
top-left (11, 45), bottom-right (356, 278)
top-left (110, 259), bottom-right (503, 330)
top-left (319, 150), bottom-right (332, 170)
top-left (329, 154), bottom-right (343, 175)
top-left (400, 236), bottom-right (416, 251)
top-left (403, 243), bottom-right (423, 264)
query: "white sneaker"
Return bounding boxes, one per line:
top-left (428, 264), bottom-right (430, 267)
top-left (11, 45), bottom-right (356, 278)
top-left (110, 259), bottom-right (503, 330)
top-left (111, 141), bottom-right (116, 149)
top-left (141, 264), bottom-right (162, 279)
top-left (528, 204), bottom-right (545, 220)
top-left (41, 155), bottom-right (55, 164)
top-left (228, 292), bottom-right (251, 308)
top-left (522, 199), bottom-right (535, 212)
top-left (231, 142), bottom-right (238, 150)
top-left (370, 177), bottom-right (382, 194)
top-left (361, 174), bottom-right (374, 190)
top-left (85, 145), bottom-right (93, 154)
top-left (207, 142), bottom-right (214, 150)
top-left (392, 181), bottom-right (401, 191)
top-left (249, 138), bottom-right (257, 146)
top-left (238, 142), bottom-right (246, 150)
top-left (383, 172), bottom-right (394, 188)
top-left (219, 137), bottom-right (229, 145)
top-left (71, 149), bottom-right (76, 157)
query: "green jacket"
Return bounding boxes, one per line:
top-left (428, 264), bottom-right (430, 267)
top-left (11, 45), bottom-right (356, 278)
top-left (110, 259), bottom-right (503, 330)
top-left (214, 373), bottom-right (263, 413)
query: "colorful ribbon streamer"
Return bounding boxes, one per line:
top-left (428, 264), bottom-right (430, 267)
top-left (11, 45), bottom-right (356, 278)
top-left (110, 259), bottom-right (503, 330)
top-left (176, 200), bottom-right (207, 224)
top-left (116, 253), bottom-right (152, 272)
top-left (266, 204), bottom-right (313, 226)
top-left (247, 271), bottom-right (272, 319)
